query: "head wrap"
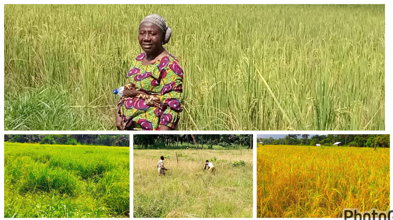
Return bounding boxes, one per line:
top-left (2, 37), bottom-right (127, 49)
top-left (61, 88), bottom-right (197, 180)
top-left (140, 14), bottom-right (171, 45)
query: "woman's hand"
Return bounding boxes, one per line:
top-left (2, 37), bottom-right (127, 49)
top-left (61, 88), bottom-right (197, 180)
top-left (116, 114), bottom-right (124, 130)
top-left (116, 106), bottom-right (124, 130)
top-left (158, 125), bottom-right (172, 130)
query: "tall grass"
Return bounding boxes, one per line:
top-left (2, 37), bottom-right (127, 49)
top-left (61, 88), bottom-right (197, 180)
top-left (4, 5), bottom-right (385, 130)
top-left (257, 144), bottom-right (390, 217)
top-left (134, 149), bottom-right (253, 217)
top-left (4, 142), bottom-right (130, 218)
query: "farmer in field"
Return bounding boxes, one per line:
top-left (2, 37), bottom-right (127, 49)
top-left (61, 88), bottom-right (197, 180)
top-left (116, 14), bottom-right (184, 131)
top-left (157, 156), bottom-right (168, 176)
top-left (204, 160), bottom-right (215, 174)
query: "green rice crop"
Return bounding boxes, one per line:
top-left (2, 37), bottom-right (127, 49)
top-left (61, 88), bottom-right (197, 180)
top-left (4, 5), bottom-right (385, 130)
top-left (4, 142), bottom-right (130, 218)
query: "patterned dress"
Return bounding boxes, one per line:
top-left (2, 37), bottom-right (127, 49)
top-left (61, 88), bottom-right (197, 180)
top-left (119, 52), bottom-right (183, 130)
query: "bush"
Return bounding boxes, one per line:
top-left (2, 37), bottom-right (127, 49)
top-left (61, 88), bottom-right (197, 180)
top-left (65, 137), bottom-right (77, 145)
top-left (10, 135), bottom-right (28, 143)
top-left (348, 141), bottom-right (357, 147)
top-left (152, 142), bottom-right (165, 149)
top-left (230, 160), bottom-right (245, 167)
top-left (40, 136), bottom-right (56, 145)
top-left (218, 142), bottom-right (230, 148)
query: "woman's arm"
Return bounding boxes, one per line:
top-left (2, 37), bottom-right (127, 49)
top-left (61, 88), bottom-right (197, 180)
top-left (116, 105), bottom-right (124, 130)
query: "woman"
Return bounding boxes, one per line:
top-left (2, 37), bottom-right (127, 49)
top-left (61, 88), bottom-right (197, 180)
top-left (116, 14), bottom-right (183, 130)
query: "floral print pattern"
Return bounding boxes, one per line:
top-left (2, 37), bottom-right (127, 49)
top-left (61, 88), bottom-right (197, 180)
top-left (120, 52), bottom-right (183, 130)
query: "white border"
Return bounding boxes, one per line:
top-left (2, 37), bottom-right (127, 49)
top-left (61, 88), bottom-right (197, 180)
top-left (1, 1), bottom-right (392, 219)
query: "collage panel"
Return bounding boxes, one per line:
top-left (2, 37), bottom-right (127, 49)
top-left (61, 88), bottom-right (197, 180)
top-left (3, 4), bottom-right (385, 131)
top-left (3, 134), bottom-right (130, 218)
top-left (256, 134), bottom-right (390, 218)
top-left (133, 134), bottom-right (253, 218)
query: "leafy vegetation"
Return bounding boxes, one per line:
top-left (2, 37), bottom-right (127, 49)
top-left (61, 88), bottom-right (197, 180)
top-left (4, 5), bottom-right (385, 130)
top-left (4, 143), bottom-right (130, 218)
top-left (134, 134), bottom-right (252, 149)
top-left (258, 134), bottom-right (390, 147)
top-left (134, 149), bottom-right (252, 217)
top-left (5, 135), bottom-right (129, 147)
top-left (257, 144), bottom-right (389, 217)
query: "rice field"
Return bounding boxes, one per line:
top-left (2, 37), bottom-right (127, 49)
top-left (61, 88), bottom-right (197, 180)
top-left (133, 149), bottom-right (253, 218)
top-left (4, 5), bottom-right (385, 130)
top-left (4, 142), bottom-right (130, 218)
top-left (257, 144), bottom-right (390, 217)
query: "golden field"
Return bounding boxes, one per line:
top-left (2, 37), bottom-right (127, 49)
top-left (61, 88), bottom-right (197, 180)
top-left (257, 144), bottom-right (390, 217)
top-left (134, 149), bottom-right (253, 218)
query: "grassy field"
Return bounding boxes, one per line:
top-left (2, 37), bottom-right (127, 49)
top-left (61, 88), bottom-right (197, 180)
top-left (4, 5), bottom-right (385, 130)
top-left (257, 144), bottom-right (390, 217)
top-left (4, 142), bottom-right (129, 218)
top-left (133, 149), bottom-right (253, 217)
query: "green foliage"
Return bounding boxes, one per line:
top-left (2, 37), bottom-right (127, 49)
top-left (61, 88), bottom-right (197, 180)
top-left (210, 156), bottom-right (217, 162)
top-left (260, 135), bottom-right (390, 148)
top-left (5, 143), bottom-right (130, 217)
top-left (40, 136), bottom-right (56, 145)
top-left (10, 135), bottom-right (29, 143)
top-left (230, 160), bottom-right (245, 167)
top-left (4, 87), bottom-right (91, 130)
top-left (20, 165), bottom-right (79, 196)
top-left (5, 135), bottom-right (129, 147)
top-left (134, 135), bottom-right (252, 150)
top-left (65, 137), bottom-right (78, 145)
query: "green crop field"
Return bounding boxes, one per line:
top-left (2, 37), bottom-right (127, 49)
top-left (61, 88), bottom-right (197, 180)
top-left (133, 149), bottom-right (253, 217)
top-left (4, 142), bottom-right (130, 218)
top-left (4, 5), bottom-right (385, 130)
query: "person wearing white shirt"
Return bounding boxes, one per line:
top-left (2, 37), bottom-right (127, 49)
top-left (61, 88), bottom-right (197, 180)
top-left (204, 160), bottom-right (215, 174)
top-left (157, 156), bottom-right (167, 176)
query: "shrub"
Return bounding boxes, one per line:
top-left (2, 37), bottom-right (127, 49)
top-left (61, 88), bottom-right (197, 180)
top-left (65, 137), bottom-right (77, 145)
top-left (230, 160), bottom-right (245, 167)
top-left (10, 135), bottom-right (28, 143)
top-left (40, 136), bottom-right (56, 145)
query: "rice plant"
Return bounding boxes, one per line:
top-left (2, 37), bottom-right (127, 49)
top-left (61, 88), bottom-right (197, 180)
top-left (4, 5), bottom-right (385, 130)
top-left (4, 142), bottom-right (130, 218)
top-left (257, 144), bottom-right (390, 217)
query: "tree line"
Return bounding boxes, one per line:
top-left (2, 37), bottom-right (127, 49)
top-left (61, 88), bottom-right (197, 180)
top-left (258, 134), bottom-right (390, 148)
top-left (4, 135), bottom-right (129, 147)
top-left (134, 134), bottom-right (253, 149)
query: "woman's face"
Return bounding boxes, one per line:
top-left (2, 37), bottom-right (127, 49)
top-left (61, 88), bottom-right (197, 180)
top-left (138, 22), bottom-right (163, 55)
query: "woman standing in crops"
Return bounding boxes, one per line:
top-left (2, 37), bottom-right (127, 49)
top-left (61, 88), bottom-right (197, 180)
top-left (116, 14), bottom-right (183, 130)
